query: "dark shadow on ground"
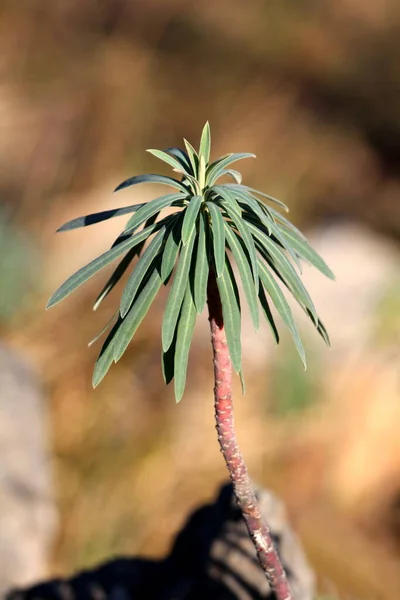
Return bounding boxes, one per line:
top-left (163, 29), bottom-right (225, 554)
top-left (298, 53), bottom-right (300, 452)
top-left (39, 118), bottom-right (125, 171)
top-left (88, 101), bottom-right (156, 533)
top-left (6, 483), bottom-right (314, 600)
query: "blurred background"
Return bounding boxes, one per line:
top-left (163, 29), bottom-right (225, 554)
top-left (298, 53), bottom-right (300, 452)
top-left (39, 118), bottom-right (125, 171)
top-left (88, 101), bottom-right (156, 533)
top-left (0, 0), bottom-right (399, 598)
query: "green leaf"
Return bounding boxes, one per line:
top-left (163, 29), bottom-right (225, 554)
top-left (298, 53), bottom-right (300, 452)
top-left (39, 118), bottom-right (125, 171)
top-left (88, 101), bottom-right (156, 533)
top-left (124, 193), bottom-right (185, 233)
top-left (242, 206), bottom-right (302, 272)
top-left (210, 185), bottom-right (243, 215)
top-left (164, 147), bottom-right (193, 174)
top-left (182, 195), bottom-right (202, 244)
top-left (179, 173), bottom-right (201, 195)
top-left (161, 333), bottom-right (176, 384)
top-left (146, 148), bottom-right (191, 175)
top-left (93, 247), bottom-right (137, 311)
top-left (206, 202), bottom-right (226, 278)
top-left (57, 203), bottom-right (146, 232)
top-left (227, 187), bottom-right (273, 235)
top-left (224, 223), bottom-right (259, 330)
top-left (206, 153), bottom-right (255, 186)
top-left (183, 139), bottom-right (199, 176)
top-left (174, 284), bottom-right (197, 402)
top-left (257, 259), bottom-right (306, 368)
top-left (216, 256), bottom-right (242, 373)
top-left (162, 229), bottom-right (196, 351)
top-left (251, 225), bottom-right (318, 324)
top-left (315, 316), bottom-right (331, 346)
top-left (217, 193), bottom-right (258, 283)
top-left (240, 185), bottom-right (289, 212)
top-left (161, 216), bottom-right (182, 282)
top-left (267, 207), bottom-right (307, 241)
top-left (114, 173), bottom-right (189, 194)
top-left (199, 121), bottom-right (211, 165)
top-left (92, 318), bottom-right (122, 387)
top-left (278, 227), bottom-right (335, 280)
top-left (93, 211), bottom-right (161, 311)
top-left (88, 310), bottom-right (119, 347)
top-left (239, 370), bottom-right (246, 395)
top-left (258, 283), bottom-right (279, 345)
top-left (193, 211), bottom-right (209, 313)
top-left (220, 169), bottom-right (242, 184)
top-left (113, 265), bottom-right (163, 362)
top-left (46, 218), bottom-right (171, 309)
top-left (120, 224), bottom-right (170, 318)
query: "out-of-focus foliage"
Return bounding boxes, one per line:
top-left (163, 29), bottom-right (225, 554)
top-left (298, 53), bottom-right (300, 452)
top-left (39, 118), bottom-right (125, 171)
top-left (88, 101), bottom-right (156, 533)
top-left (0, 210), bottom-right (40, 320)
top-left (372, 281), bottom-right (400, 347)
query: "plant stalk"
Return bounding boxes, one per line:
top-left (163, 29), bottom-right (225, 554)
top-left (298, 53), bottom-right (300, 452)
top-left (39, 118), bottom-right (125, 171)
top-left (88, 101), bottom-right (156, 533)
top-left (207, 271), bottom-right (293, 600)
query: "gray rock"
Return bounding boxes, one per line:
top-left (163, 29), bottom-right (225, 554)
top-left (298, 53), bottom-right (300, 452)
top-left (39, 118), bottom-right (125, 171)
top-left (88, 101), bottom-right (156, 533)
top-left (0, 344), bottom-right (58, 598)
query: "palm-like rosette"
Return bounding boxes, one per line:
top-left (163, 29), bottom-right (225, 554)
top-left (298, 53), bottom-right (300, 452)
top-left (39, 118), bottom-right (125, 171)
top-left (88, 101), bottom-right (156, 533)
top-left (47, 123), bottom-right (334, 401)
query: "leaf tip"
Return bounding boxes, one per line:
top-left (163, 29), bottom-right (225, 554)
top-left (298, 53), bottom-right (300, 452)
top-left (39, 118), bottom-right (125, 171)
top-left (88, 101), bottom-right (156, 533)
top-left (328, 270), bottom-right (336, 281)
top-left (120, 304), bottom-right (129, 319)
top-left (45, 295), bottom-right (57, 310)
top-left (175, 390), bottom-right (184, 403)
top-left (113, 180), bottom-right (126, 193)
top-left (92, 374), bottom-right (101, 388)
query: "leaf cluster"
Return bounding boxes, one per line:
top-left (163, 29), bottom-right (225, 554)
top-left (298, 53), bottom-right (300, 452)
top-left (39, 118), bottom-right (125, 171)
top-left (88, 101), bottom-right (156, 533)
top-left (47, 123), bottom-right (334, 401)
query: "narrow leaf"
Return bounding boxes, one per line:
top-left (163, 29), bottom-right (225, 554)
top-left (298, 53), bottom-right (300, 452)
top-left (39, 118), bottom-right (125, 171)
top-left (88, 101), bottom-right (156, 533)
top-left (94, 211), bottom-right (162, 310)
top-left (206, 153), bottom-right (255, 186)
top-left (278, 227), bottom-right (335, 280)
top-left (46, 218), bottom-right (171, 309)
top-left (162, 229), bottom-right (196, 352)
top-left (240, 185), bottom-right (289, 212)
top-left (88, 310), bottom-right (119, 347)
top-left (57, 203), bottom-right (146, 232)
top-left (92, 318), bottom-right (122, 387)
top-left (242, 206), bottom-right (302, 272)
top-left (193, 211), bottom-right (209, 313)
top-left (178, 172), bottom-right (200, 194)
top-left (161, 333), bottom-right (177, 384)
top-left (211, 185), bottom-right (243, 215)
top-left (251, 226), bottom-right (318, 324)
top-left (114, 173), bottom-right (189, 194)
top-left (258, 283), bottom-right (279, 345)
top-left (146, 148), bottom-right (191, 175)
top-left (267, 207), bottom-right (307, 240)
top-left (216, 256), bottom-right (242, 373)
top-left (93, 247), bottom-right (137, 311)
top-left (183, 139), bottom-right (199, 176)
top-left (182, 195), bottom-right (202, 244)
top-left (220, 169), bottom-right (242, 184)
top-left (229, 187), bottom-right (273, 235)
top-left (124, 193), bottom-right (185, 233)
top-left (164, 147), bottom-right (193, 174)
top-left (218, 193), bottom-right (258, 283)
top-left (161, 216), bottom-right (182, 282)
top-left (206, 202), bottom-right (225, 278)
top-left (199, 122), bottom-right (211, 165)
top-left (224, 223), bottom-right (259, 330)
top-left (315, 316), bottom-right (331, 346)
top-left (239, 370), bottom-right (246, 395)
top-left (119, 224), bottom-right (169, 318)
top-left (174, 284), bottom-right (197, 402)
top-left (113, 265), bottom-right (163, 362)
top-left (257, 259), bottom-right (306, 368)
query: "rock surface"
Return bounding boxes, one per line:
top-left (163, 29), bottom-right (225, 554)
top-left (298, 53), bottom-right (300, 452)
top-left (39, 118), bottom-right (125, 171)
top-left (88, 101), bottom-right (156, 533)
top-left (0, 344), bottom-right (58, 598)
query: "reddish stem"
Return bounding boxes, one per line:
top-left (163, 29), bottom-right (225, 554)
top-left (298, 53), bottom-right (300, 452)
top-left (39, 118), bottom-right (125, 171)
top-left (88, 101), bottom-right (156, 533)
top-left (207, 271), bottom-right (293, 600)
